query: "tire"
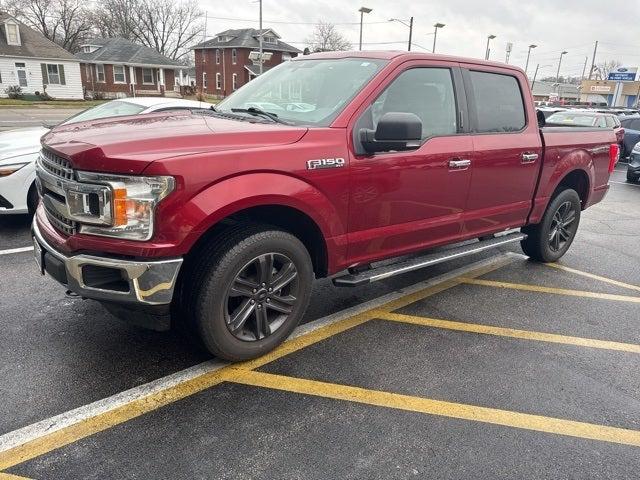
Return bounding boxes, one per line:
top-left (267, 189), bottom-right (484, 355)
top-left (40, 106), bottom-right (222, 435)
top-left (521, 189), bottom-right (581, 263)
top-left (27, 182), bottom-right (39, 215)
top-left (184, 224), bottom-right (313, 361)
top-left (627, 171), bottom-right (639, 183)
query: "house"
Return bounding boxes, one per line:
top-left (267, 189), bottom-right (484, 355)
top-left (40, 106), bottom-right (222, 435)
top-left (75, 37), bottom-right (184, 99)
top-left (192, 28), bottom-right (301, 97)
top-left (0, 13), bottom-right (83, 99)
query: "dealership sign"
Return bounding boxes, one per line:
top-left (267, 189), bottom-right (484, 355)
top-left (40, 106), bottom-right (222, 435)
top-left (590, 85), bottom-right (612, 93)
top-left (607, 67), bottom-right (638, 82)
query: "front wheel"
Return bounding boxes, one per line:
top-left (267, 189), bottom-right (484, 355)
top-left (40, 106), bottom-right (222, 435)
top-left (521, 189), bottom-right (581, 262)
top-left (186, 225), bottom-right (313, 361)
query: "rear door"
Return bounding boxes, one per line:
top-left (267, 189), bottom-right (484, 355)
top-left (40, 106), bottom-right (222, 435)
top-left (461, 67), bottom-right (542, 236)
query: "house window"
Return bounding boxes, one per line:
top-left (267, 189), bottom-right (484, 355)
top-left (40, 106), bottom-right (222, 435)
top-left (83, 46), bottom-right (91, 53)
top-left (232, 73), bottom-right (237, 90)
top-left (264, 36), bottom-right (277, 44)
top-left (216, 72), bottom-right (221, 90)
top-left (46, 64), bottom-right (61, 84)
top-left (142, 68), bottom-right (154, 84)
top-left (15, 62), bottom-right (27, 87)
top-left (95, 64), bottom-right (105, 82)
top-left (215, 49), bottom-right (220, 65)
top-left (203, 72), bottom-right (207, 89)
top-left (232, 49), bottom-right (237, 65)
top-left (113, 65), bottom-right (126, 83)
top-left (5, 22), bottom-right (20, 46)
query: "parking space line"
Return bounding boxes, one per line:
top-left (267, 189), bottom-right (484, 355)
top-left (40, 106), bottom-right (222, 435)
top-left (0, 254), bottom-right (515, 472)
top-left (545, 263), bottom-right (640, 293)
top-left (376, 311), bottom-right (640, 354)
top-left (460, 278), bottom-right (640, 303)
top-left (610, 181), bottom-right (640, 187)
top-left (0, 247), bottom-right (33, 256)
top-left (229, 370), bottom-right (640, 448)
top-left (0, 473), bottom-right (33, 480)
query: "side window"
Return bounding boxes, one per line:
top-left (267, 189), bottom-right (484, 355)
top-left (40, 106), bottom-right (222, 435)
top-left (631, 119), bottom-right (640, 131)
top-left (597, 117), bottom-right (607, 128)
top-left (469, 71), bottom-right (525, 133)
top-left (604, 116), bottom-right (614, 128)
top-left (367, 68), bottom-right (457, 140)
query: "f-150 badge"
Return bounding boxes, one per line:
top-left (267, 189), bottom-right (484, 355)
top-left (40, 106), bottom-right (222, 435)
top-left (306, 158), bottom-right (346, 170)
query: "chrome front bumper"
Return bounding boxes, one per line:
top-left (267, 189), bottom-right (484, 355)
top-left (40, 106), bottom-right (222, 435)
top-left (32, 218), bottom-right (183, 305)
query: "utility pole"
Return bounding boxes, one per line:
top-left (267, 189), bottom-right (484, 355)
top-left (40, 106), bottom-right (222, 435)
top-left (407, 16), bottom-right (413, 51)
top-left (524, 44), bottom-right (537, 76)
top-left (485, 35), bottom-right (496, 60)
top-left (588, 40), bottom-right (598, 80)
top-left (258, 0), bottom-right (263, 74)
top-left (581, 56), bottom-right (588, 80)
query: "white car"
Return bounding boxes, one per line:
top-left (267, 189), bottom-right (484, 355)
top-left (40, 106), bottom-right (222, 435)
top-left (0, 97), bottom-right (213, 215)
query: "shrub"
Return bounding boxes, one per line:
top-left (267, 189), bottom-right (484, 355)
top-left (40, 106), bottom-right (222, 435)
top-left (4, 85), bottom-right (23, 99)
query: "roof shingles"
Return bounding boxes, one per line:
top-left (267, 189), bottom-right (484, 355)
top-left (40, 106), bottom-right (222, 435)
top-left (75, 37), bottom-right (182, 67)
top-left (0, 13), bottom-right (77, 61)
top-left (192, 28), bottom-right (300, 54)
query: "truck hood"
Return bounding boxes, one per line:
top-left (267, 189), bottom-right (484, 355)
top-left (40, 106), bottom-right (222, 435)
top-left (41, 112), bottom-right (309, 174)
top-left (0, 126), bottom-right (49, 161)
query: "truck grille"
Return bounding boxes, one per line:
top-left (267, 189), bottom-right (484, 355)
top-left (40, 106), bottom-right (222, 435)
top-left (40, 148), bottom-right (74, 181)
top-left (43, 202), bottom-right (77, 236)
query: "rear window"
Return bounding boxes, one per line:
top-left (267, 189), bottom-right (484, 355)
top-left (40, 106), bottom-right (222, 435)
top-left (546, 113), bottom-right (597, 127)
top-left (605, 116), bottom-right (615, 127)
top-left (469, 71), bottom-right (526, 133)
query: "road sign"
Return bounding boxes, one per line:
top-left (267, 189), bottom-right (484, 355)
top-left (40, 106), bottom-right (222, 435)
top-left (607, 67), bottom-right (638, 82)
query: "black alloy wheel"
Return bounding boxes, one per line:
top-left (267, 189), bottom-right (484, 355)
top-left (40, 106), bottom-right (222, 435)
top-left (547, 201), bottom-right (578, 253)
top-left (224, 253), bottom-right (300, 342)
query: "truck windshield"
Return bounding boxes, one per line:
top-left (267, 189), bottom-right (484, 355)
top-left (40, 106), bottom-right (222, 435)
top-left (215, 58), bottom-right (387, 126)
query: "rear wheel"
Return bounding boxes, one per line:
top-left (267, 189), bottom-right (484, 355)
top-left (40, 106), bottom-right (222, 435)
top-left (627, 171), bottom-right (639, 183)
top-left (521, 189), bottom-right (581, 262)
top-left (184, 225), bottom-right (313, 361)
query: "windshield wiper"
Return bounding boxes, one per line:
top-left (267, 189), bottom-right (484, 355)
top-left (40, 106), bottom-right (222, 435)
top-left (230, 107), bottom-right (287, 124)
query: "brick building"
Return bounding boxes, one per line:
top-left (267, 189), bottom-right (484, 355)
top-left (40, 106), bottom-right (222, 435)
top-left (192, 28), bottom-right (301, 97)
top-left (75, 37), bottom-right (183, 99)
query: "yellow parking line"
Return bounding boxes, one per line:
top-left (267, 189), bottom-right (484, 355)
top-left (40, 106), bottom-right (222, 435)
top-left (461, 278), bottom-right (640, 303)
top-left (0, 472), bottom-right (34, 479)
top-left (0, 256), bottom-right (513, 471)
top-left (230, 370), bottom-right (640, 448)
top-left (546, 263), bottom-right (640, 293)
top-left (377, 311), bottom-right (640, 354)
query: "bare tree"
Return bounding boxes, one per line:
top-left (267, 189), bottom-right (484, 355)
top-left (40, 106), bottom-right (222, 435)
top-left (306, 21), bottom-right (351, 52)
top-left (89, 0), bottom-right (139, 41)
top-left (132, 0), bottom-right (203, 61)
top-left (5, 0), bottom-right (92, 52)
top-left (593, 60), bottom-right (622, 80)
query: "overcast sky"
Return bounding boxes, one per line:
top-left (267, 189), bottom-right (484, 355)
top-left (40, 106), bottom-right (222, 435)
top-left (202, 0), bottom-right (639, 78)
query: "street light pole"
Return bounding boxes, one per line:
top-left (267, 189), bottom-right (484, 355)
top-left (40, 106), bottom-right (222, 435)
top-left (531, 64), bottom-right (540, 89)
top-left (433, 23), bottom-right (445, 53)
top-left (358, 7), bottom-right (372, 51)
top-left (407, 16), bottom-right (413, 51)
top-left (556, 50), bottom-right (567, 83)
top-left (485, 34), bottom-right (496, 60)
top-left (588, 40), bottom-right (598, 80)
top-left (524, 44), bottom-right (537, 76)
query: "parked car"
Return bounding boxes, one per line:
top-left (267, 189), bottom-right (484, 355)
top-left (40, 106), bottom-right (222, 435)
top-left (546, 110), bottom-right (624, 145)
top-left (32, 51), bottom-right (618, 361)
top-left (627, 141), bottom-right (640, 182)
top-left (0, 97), bottom-right (213, 215)
top-left (620, 116), bottom-right (640, 158)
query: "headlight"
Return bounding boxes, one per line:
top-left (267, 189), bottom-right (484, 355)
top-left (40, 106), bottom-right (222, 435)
top-left (633, 143), bottom-right (640, 154)
top-left (75, 172), bottom-right (175, 241)
top-left (0, 162), bottom-right (28, 177)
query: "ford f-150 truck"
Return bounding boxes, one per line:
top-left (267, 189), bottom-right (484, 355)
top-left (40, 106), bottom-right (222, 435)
top-left (32, 51), bottom-right (619, 361)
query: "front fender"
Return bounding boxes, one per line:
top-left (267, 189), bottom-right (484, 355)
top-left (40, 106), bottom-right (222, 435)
top-left (172, 172), bottom-right (347, 258)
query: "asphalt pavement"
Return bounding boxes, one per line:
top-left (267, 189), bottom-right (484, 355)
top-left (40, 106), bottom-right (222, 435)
top-left (0, 108), bottom-right (83, 131)
top-left (0, 165), bottom-right (639, 479)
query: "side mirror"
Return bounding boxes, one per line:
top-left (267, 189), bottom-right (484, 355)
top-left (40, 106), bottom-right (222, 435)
top-left (360, 112), bottom-right (422, 153)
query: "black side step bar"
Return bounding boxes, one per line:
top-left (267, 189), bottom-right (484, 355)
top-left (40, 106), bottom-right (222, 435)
top-left (332, 232), bottom-right (526, 287)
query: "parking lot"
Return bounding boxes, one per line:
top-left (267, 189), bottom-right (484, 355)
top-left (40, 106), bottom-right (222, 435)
top-left (0, 165), bottom-right (638, 479)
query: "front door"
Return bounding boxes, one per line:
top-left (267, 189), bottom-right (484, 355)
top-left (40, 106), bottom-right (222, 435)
top-left (15, 63), bottom-right (27, 87)
top-left (347, 62), bottom-right (473, 266)
top-left (462, 68), bottom-right (543, 236)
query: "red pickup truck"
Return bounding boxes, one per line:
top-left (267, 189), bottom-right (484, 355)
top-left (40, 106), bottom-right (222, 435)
top-left (33, 51), bottom-right (618, 360)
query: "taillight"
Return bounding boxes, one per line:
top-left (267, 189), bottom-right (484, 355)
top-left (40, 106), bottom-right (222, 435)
top-left (608, 143), bottom-right (619, 173)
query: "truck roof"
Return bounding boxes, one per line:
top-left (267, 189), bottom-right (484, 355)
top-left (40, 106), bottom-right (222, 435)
top-left (298, 50), bottom-right (525, 74)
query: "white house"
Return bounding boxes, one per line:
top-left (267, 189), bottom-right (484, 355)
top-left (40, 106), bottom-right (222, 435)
top-left (0, 13), bottom-right (83, 100)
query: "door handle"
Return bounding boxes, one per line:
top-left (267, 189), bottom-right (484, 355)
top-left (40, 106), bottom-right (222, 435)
top-left (521, 152), bottom-right (539, 164)
top-left (448, 158), bottom-right (471, 170)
